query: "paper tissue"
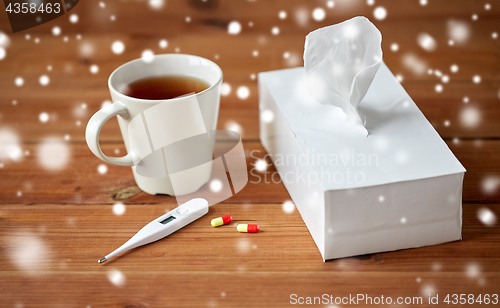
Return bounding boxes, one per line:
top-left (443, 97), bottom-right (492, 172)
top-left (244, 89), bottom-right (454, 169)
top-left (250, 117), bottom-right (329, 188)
top-left (259, 17), bottom-right (466, 260)
top-left (304, 16), bottom-right (382, 132)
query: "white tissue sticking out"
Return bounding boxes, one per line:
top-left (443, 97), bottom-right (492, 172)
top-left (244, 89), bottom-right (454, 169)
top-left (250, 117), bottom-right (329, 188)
top-left (303, 16), bottom-right (383, 132)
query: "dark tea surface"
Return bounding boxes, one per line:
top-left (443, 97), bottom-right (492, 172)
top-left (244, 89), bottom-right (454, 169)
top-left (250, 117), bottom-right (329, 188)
top-left (121, 75), bottom-right (210, 100)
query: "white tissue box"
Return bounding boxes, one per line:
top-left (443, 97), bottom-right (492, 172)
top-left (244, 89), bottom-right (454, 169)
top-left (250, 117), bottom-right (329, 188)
top-left (259, 63), bottom-right (466, 261)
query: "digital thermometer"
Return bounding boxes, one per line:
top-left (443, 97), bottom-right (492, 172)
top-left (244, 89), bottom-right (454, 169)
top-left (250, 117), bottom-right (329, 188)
top-left (98, 198), bottom-right (209, 263)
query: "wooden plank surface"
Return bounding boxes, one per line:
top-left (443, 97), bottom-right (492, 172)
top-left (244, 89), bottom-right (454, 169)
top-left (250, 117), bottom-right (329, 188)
top-left (0, 0), bottom-right (499, 307)
top-left (0, 203), bottom-right (499, 307)
top-left (0, 140), bottom-right (499, 205)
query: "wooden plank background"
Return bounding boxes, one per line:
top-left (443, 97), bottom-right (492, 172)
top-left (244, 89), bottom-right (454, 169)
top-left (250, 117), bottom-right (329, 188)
top-left (0, 0), bottom-right (499, 307)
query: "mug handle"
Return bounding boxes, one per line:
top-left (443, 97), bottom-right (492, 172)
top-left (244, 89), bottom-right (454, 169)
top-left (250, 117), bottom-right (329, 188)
top-left (85, 101), bottom-right (134, 166)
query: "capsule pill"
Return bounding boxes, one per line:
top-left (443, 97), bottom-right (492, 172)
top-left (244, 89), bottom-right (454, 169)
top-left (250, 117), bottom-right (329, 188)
top-left (237, 224), bottom-right (259, 233)
top-left (211, 215), bottom-right (233, 227)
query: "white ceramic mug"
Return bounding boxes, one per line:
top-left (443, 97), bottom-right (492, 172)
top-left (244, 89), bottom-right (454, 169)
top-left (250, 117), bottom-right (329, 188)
top-left (85, 54), bottom-right (223, 195)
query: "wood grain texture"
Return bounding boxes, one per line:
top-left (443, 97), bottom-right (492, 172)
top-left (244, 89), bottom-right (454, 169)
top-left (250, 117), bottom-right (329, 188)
top-left (0, 203), bottom-right (499, 307)
top-left (0, 140), bottom-right (499, 205)
top-left (0, 0), bottom-right (499, 307)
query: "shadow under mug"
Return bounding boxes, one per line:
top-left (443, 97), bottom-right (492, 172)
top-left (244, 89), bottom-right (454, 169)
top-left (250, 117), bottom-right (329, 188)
top-left (85, 54), bottom-right (223, 195)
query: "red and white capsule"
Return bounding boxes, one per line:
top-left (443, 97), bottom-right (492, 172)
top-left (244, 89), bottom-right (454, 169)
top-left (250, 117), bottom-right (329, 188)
top-left (211, 215), bottom-right (233, 227)
top-left (237, 224), bottom-right (259, 233)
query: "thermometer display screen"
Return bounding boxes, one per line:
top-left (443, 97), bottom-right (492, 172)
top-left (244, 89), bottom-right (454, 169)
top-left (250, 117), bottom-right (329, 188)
top-left (160, 216), bottom-right (176, 225)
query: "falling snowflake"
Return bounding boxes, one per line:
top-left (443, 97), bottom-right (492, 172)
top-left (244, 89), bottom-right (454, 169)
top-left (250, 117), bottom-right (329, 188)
top-left (15, 77), bottom-right (24, 87)
top-left (421, 284), bottom-right (437, 297)
top-left (447, 19), bottom-right (470, 45)
top-left (477, 207), bottom-right (496, 226)
top-left (101, 100), bottom-right (112, 109)
top-left (0, 47), bottom-right (5, 60)
top-left (395, 150), bottom-right (409, 164)
top-left (481, 176), bottom-right (500, 195)
top-left (402, 53), bottom-right (427, 75)
top-left (237, 238), bottom-right (251, 253)
top-left (254, 159), bottom-right (267, 172)
top-left (294, 7), bottom-right (309, 27)
top-left (450, 64), bottom-right (459, 73)
top-left (390, 43), bottom-right (399, 52)
top-left (113, 202), bottom-right (126, 215)
top-left (107, 269), bottom-right (126, 286)
top-left (225, 120), bottom-right (242, 135)
top-left (373, 7), bottom-right (387, 20)
top-left (312, 8), bottom-right (326, 21)
top-left (261, 110), bottom-right (274, 123)
top-left (73, 103), bottom-right (88, 118)
top-left (39, 75), bottom-right (50, 86)
top-left (271, 26), bottom-right (280, 35)
top-left (284, 51), bottom-right (301, 66)
top-left (220, 82), bottom-right (231, 96)
top-left (149, 0), bottom-right (164, 10)
top-left (79, 41), bottom-right (95, 57)
top-left (278, 11), bottom-right (287, 19)
top-left (465, 263), bottom-right (481, 278)
top-left (159, 39), bottom-right (168, 49)
top-left (209, 179), bottom-right (223, 192)
top-left (97, 164), bottom-right (108, 174)
top-left (141, 50), bottom-right (154, 63)
top-left (90, 64), bottom-right (99, 74)
top-left (0, 128), bottom-right (22, 162)
top-left (282, 200), bottom-right (295, 213)
top-left (39, 112), bottom-right (49, 123)
top-left (52, 26), bottom-right (61, 36)
top-left (0, 31), bottom-right (11, 47)
top-left (111, 41), bottom-right (125, 54)
top-left (69, 14), bottom-right (78, 24)
top-left (38, 137), bottom-right (70, 171)
top-left (237, 86), bottom-right (250, 99)
top-left (227, 21), bottom-right (242, 35)
top-left (7, 232), bottom-right (52, 275)
top-left (472, 75), bottom-right (481, 84)
top-left (460, 106), bottom-right (480, 128)
top-left (417, 33), bottom-right (437, 51)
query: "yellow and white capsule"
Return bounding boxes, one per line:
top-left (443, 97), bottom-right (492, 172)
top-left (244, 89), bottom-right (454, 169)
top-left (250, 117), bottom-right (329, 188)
top-left (237, 224), bottom-right (259, 233)
top-left (211, 215), bottom-right (233, 227)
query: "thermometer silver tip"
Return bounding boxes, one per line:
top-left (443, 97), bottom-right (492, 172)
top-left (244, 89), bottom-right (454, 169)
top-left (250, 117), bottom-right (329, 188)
top-left (98, 257), bottom-right (107, 264)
